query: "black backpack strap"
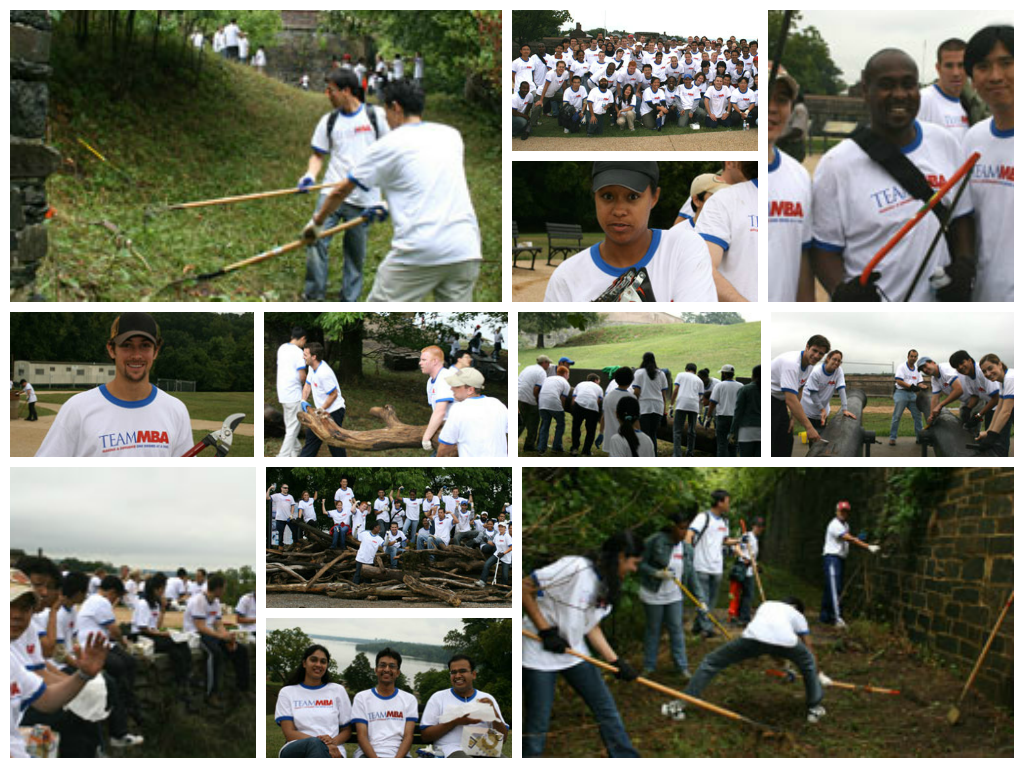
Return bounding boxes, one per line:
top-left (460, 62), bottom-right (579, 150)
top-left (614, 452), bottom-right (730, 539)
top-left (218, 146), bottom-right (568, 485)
top-left (367, 104), bottom-right (380, 140)
top-left (850, 126), bottom-right (949, 223)
top-left (326, 109), bottom-right (340, 152)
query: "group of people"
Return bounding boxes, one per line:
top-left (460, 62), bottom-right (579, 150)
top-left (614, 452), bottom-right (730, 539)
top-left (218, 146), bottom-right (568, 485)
top-left (541, 161), bottom-right (759, 302)
top-left (445, 325), bottom-right (504, 365)
top-left (771, 336), bottom-right (1014, 456)
top-left (191, 21), bottom-right (266, 72)
top-left (10, 556), bottom-right (255, 757)
top-left (268, 480), bottom-right (515, 586)
top-left (518, 354), bottom-right (760, 457)
top-left (512, 33), bottom-right (758, 138)
top-left (275, 646), bottom-right (507, 758)
top-left (767, 26), bottom-right (1013, 302)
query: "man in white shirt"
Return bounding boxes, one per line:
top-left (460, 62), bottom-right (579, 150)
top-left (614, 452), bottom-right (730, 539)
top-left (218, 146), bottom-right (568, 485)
top-left (916, 39), bottom-right (970, 140)
top-left (949, 349), bottom-right (1000, 432)
top-left (518, 355), bottom-right (552, 451)
top-left (223, 19), bottom-right (240, 60)
top-left (916, 355), bottom-right (966, 425)
top-left (584, 76), bottom-right (615, 136)
top-left (373, 489), bottom-right (392, 527)
top-left (539, 61), bottom-right (569, 121)
top-left (685, 490), bottom-right (739, 637)
top-left (821, 501), bottom-right (880, 627)
top-left (298, 342), bottom-right (347, 458)
top-left (890, 348), bottom-right (925, 445)
top-left (267, 483), bottom-right (297, 548)
top-left (351, 648), bottom-right (419, 758)
top-left (708, 365), bottom-right (744, 457)
top-left (186, 574), bottom-right (250, 705)
top-left (304, 81), bottom-right (482, 302)
top-left (35, 313), bottom-right (193, 458)
top-left (511, 79), bottom-right (536, 139)
top-left (672, 363), bottom-right (705, 457)
top-left (438, 367), bottom-right (508, 458)
top-left (771, 335), bottom-right (830, 455)
top-left (511, 44), bottom-right (540, 91)
top-left (570, 373), bottom-right (604, 456)
top-left (535, 365), bottom-right (571, 454)
top-left (276, 326), bottom-right (307, 457)
top-left (353, 522), bottom-right (386, 584)
top-left (420, 654), bottom-right (509, 757)
top-left (298, 69), bottom-right (389, 302)
top-left (696, 160), bottom-right (759, 301)
top-left (420, 345), bottom-right (454, 452)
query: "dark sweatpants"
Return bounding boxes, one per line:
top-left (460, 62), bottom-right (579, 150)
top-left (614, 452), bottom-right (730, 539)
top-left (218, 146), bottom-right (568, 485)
top-left (299, 407), bottom-right (347, 457)
top-left (771, 396), bottom-right (793, 457)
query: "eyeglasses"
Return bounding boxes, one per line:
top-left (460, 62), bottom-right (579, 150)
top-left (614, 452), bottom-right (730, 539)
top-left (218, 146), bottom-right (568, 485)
top-left (377, 662), bottom-right (399, 670)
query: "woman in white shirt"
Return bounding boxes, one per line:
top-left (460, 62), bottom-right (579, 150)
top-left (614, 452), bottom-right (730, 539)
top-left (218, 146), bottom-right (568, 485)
top-left (615, 83), bottom-right (638, 131)
top-left (641, 76), bottom-right (670, 130)
top-left (536, 365), bottom-right (571, 454)
top-left (608, 396), bottom-right (656, 457)
top-left (631, 352), bottom-right (669, 449)
top-left (275, 644), bottom-right (352, 757)
top-left (978, 353), bottom-right (1014, 457)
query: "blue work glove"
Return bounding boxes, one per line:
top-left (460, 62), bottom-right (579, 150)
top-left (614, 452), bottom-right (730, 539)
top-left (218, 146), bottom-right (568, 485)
top-left (360, 202), bottom-right (390, 224)
top-left (297, 175), bottom-right (316, 194)
top-left (299, 401), bottom-right (311, 413)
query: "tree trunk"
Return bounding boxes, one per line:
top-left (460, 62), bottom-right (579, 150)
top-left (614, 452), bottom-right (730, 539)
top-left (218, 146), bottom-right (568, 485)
top-left (297, 405), bottom-right (439, 452)
top-left (537, 332), bottom-right (545, 348)
top-left (402, 575), bottom-right (462, 607)
top-left (336, 320), bottom-right (365, 384)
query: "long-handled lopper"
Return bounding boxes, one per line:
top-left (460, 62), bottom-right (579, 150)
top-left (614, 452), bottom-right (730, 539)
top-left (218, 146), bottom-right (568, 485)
top-left (145, 182), bottom-right (341, 220)
top-left (183, 413), bottom-right (246, 457)
top-left (765, 668), bottom-right (900, 695)
top-left (947, 590), bottom-right (1013, 725)
top-left (739, 519), bottom-right (767, 603)
top-left (674, 577), bottom-right (732, 640)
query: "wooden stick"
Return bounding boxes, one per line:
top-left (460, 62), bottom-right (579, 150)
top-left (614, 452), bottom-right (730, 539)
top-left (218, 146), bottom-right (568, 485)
top-left (163, 182), bottom-right (340, 212)
top-left (740, 520), bottom-right (767, 604)
top-left (674, 578), bottom-right (732, 640)
top-left (765, 669), bottom-right (900, 695)
top-left (956, 591), bottom-right (1013, 705)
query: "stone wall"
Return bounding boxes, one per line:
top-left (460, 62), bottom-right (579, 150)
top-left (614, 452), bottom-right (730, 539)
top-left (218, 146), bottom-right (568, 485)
top-left (10, 10), bottom-right (61, 300)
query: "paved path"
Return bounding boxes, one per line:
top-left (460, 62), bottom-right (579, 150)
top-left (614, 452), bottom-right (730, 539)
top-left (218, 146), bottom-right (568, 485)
top-left (266, 593), bottom-right (508, 609)
top-left (514, 129), bottom-right (758, 151)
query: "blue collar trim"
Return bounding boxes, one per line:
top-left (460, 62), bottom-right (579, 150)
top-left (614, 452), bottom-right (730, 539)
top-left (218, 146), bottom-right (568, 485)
top-left (752, 177), bottom-right (759, 188)
top-left (991, 121), bottom-right (1013, 138)
top-left (589, 229), bottom-right (662, 277)
top-left (900, 121), bottom-right (923, 154)
top-left (768, 147), bottom-right (781, 172)
top-left (339, 104), bottom-right (364, 118)
top-left (372, 687), bottom-right (400, 700)
top-left (299, 681), bottom-right (329, 690)
top-left (98, 383), bottom-right (158, 409)
top-left (933, 84), bottom-right (960, 103)
top-left (450, 688), bottom-right (477, 702)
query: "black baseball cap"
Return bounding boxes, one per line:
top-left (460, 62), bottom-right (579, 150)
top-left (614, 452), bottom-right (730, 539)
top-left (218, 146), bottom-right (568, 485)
top-left (109, 313), bottom-right (161, 345)
top-left (592, 162), bottom-right (660, 194)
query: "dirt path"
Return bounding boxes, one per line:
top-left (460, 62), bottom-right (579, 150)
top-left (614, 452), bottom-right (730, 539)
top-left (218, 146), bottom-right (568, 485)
top-left (266, 593), bottom-right (509, 609)
top-left (512, 261), bottom-right (562, 302)
top-left (514, 129), bottom-right (758, 151)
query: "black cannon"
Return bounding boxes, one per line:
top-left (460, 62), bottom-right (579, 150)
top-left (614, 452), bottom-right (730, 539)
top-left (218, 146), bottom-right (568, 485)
top-left (806, 389), bottom-right (878, 457)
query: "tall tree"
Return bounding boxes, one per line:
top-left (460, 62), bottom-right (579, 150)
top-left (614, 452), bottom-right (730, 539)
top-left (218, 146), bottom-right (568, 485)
top-left (266, 627), bottom-right (340, 683)
top-left (519, 312), bottom-right (601, 348)
top-left (511, 10), bottom-right (573, 47)
top-left (768, 11), bottom-right (846, 95)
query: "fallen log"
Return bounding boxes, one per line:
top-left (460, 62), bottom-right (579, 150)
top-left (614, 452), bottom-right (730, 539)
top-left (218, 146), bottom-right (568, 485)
top-left (297, 404), bottom-right (440, 452)
top-left (403, 575), bottom-right (462, 607)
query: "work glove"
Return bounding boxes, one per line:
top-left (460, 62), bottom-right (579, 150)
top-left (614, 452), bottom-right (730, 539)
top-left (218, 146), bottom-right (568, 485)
top-left (867, 544), bottom-right (880, 554)
top-left (299, 401), bottom-right (311, 413)
top-left (612, 657), bottom-right (639, 682)
top-left (831, 272), bottom-right (882, 302)
top-left (935, 259), bottom-right (976, 302)
top-left (421, 439), bottom-right (433, 451)
top-left (974, 431), bottom-right (998, 450)
top-left (297, 174), bottom-right (316, 194)
top-left (595, 433), bottom-right (604, 448)
top-left (302, 218), bottom-right (323, 244)
top-left (360, 202), bottom-right (390, 224)
top-left (655, 568), bottom-right (674, 581)
top-left (538, 626), bottom-right (569, 654)
top-left (818, 671), bottom-right (833, 687)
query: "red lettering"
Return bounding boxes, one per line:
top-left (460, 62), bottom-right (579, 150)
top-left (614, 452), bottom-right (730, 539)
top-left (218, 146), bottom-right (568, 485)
top-left (999, 165), bottom-right (1014, 182)
top-left (769, 200), bottom-right (804, 217)
top-left (315, 699), bottom-right (334, 706)
top-left (12, 682), bottom-right (21, 696)
top-left (137, 431), bottom-right (170, 444)
top-left (26, 644), bottom-right (35, 654)
top-left (386, 710), bottom-right (403, 718)
top-left (926, 174), bottom-right (948, 189)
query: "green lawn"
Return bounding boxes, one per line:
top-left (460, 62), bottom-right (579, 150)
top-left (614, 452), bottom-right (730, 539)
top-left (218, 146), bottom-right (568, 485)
top-left (514, 231), bottom-right (602, 268)
top-left (33, 390), bottom-right (253, 423)
top-left (525, 111), bottom-right (754, 140)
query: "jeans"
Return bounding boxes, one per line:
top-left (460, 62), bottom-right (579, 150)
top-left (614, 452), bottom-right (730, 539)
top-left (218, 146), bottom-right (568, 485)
top-left (199, 634), bottom-right (250, 696)
top-left (402, 518), bottom-right (418, 542)
top-left (571, 404), bottom-right (601, 454)
top-left (586, 112), bottom-right (606, 136)
top-left (820, 554), bottom-right (845, 624)
top-left (278, 401), bottom-right (302, 457)
top-left (678, 105), bottom-right (707, 126)
top-left (685, 638), bottom-right (822, 708)
top-left (304, 198), bottom-right (368, 302)
top-left (386, 544), bottom-right (403, 567)
top-left (693, 572), bottom-right (722, 634)
top-left (454, 529), bottom-right (479, 547)
top-left (673, 409), bottom-right (698, 456)
top-left (353, 561), bottom-right (365, 584)
top-left (299, 407), bottom-right (348, 457)
top-left (479, 553), bottom-right (509, 584)
top-left (890, 389), bottom-right (923, 439)
top-left (274, 519), bottom-right (290, 546)
top-left (523, 664), bottom-right (639, 757)
top-left (512, 115), bottom-right (529, 137)
top-left (27, 402), bottom-right (38, 420)
top-left (639, 412), bottom-right (662, 451)
top-left (330, 524), bottom-right (348, 549)
top-left (716, 415), bottom-right (735, 456)
top-left (537, 408), bottom-right (565, 452)
top-left (519, 401), bottom-right (540, 448)
top-left (737, 574), bottom-right (755, 622)
top-left (642, 599), bottom-right (688, 673)
top-left (280, 737), bottom-right (332, 757)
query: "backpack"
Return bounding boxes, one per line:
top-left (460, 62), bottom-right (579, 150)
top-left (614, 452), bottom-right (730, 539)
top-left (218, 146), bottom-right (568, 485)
top-left (326, 104), bottom-right (381, 151)
top-left (559, 101), bottom-right (582, 133)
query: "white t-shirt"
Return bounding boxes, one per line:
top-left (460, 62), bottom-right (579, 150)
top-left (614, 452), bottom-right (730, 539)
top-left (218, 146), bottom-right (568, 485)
top-left (55, 604), bottom-right (77, 646)
top-left (427, 368), bottom-right (456, 414)
top-left (563, 85), bottom-right (587, 111)
top-left (493, 531), bottom-right (513, 564)
top-left (350, 688), bottom-right (419, 758)
top-left (615, 68), bottom-right (643, 94)
top-left (352, 506), bottom-right (370, 535)
top-left (743, 601), bottom-right (810, 648)
top-left (223, 23), bottom-right (239, 47)
top-left (235, 593), bottom-right (257, 635)
top-left (704, 85), bottom-right (730, 117)
top-left (823, 517), bottom-right (850, 557)
top-left (771, 350), bottom-right (813, 401)
top-left (690, 511), bottom-right (730, 574)
top-left (184, 591), bottom-right (221, 633)
top-left (275, 682), bottom-right (353, 755)
top-left (77, 594), bottom-right (115, 641)
top-left (132, 598), bottom-right (161, 634)
top-left (963, 118), bottom-right (1014, 302)
top-left (811, 121), bottom-right (973, 302)
top-left (277, 342), bottom-right (307, 403)
top-left (165, 575), bottom-right (186, 602)
top-left (767, 147), bottom-right (813, 302)
top-left (697, 179), bottom-right (759, 301)
top-left (328, 505), bottom-right (351, 529)
top-left (608, 430), bottom-right (656, 457)
top-left (677, 84), bottom-right (702, 111)
top-left (916, 83), bottom-right (969, 140)
top-left (602, 388), bottom-right (635, 452)
top-left (895, 361), bottom-right (923, 392)
top-left (572, 380), bottom-right (604, 411)
top-left (23, 382), bottom-right (37, 403)
top-left (542, 68), bottom-right (569, 97)
top-left (538, 376), bottom-right (571, 411)
top-left (801, 364), bottom-right (847, 418)
top-left (438, 396), bottom-right (509, 457)
top-left (568, 58), bottom-right (590, 81)
top-left (957, 360), bottom-right (997, 403)
top-left (640, 87), bottom-right (667, 117)
top-left (632, 369), bottom-right (668, 415)
top-left (271, 493), bottom-right (296, 522)
top-left (297, 499), bottom-right (316, 522)
top-left (35, 384), bottom-right (192, 457)
top-left (673, 372), bottom-right (704, 412)
top-left (511, 56), bottom-right (539, 89)
top-left (730, 87), bottom-right (756, 112)
top-left (433, 514), bottom-right (455, 545)
top-left (308, 361), bottom-right (345, 413)
top-left (518, 364), bottom-right (548, 405)
top-left (588, 58), bottom-right (612, 81)
top-left (523, 556), bottom-right (612, 672)
top-left (931, 362), bottom-right (962, 397)
top-left (373, 497), bottom-right (391, 523)
top-left (384, 530), bottom-right (407, 548)
top-left (998, 369), bottom-right (1015, 400)
top-left (356, 530), bottom-right (385, 565)
top-left (545, 226), bottom-right (716, 302)
top-left (511, 90), bottom-right (535, 114)
top-left (586, 86), bottom-right (615, 114)
top-left (420, 688), bottom-right (507, 757)
top-left (349, 122), bottom-right (481, 266)
top-left (639, 541), bottom-right (684, 605)
top-left (10, 655), bottom-right (46, 759)
top-left (310, 104), bottom-right (389, 207)
top-left (335, 486), bottom-right (355, 512)
top-left (710, 379), bottom-right (744, 417)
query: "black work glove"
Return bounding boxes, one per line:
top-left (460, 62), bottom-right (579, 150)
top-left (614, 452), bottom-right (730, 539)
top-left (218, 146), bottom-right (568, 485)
top-left (831, 272), bottom-right (882, 302)
top-left (539, 626), bottom-right (569, 654)
top-left (612, 657), bottom-right (639, 681)
top-left (936, 259), bottom-right (976, 302)
top-left (974, 431), bottom-right (998, 450)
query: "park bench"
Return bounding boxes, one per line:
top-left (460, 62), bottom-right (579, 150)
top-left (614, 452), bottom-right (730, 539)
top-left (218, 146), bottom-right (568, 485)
top-left (545, 222), bottom-right (583, 266)
top-left (512, 221), bottom-right (540, 270)
top-left (820, 120), bottom-right (858, 152)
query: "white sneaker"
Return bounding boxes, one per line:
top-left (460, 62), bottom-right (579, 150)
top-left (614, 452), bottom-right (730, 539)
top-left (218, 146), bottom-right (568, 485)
top-left (474, 580), bottom-right (485, 588)
top-left (564, 128), bottom-right (569, 134)
top-left (110, 734), bottom-right (145, 748)
top-left (835, 618), bottom-right (848, 629)
top-left (661, 700), bottom-right (686, 721)
top-left (807, 705), bottom-right (827, 724)
top-left (690, 124), bottom-right (700, 130)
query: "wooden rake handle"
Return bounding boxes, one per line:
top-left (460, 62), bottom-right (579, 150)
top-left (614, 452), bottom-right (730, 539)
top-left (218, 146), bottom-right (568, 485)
top-left (165, 182), bottom-right (341, 212)
top-left (958, 591), bottom-right (1013, 704)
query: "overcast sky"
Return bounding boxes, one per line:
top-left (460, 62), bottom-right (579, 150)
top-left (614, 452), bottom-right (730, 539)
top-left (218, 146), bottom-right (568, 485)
top-left (772, 312), bottom-right (1013, 373)
top-left (561, 9), bottom-right (757, 43)
top-left (267, 618), bottom-right (463, 645)
top-left (10, 468), bottom-right (261, 571)
top-left (799, 11), bottom-right (1014, 82)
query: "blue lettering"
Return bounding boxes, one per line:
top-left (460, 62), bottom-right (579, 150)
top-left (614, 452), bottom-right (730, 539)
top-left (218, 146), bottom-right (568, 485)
top-left (870, 186), bottom-right (909, 209)
top-left (748, 215), bottom-right (758, 228)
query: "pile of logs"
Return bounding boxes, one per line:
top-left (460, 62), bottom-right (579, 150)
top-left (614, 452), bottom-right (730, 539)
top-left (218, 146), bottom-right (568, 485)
top-left (266, 520), bottom-right (511, 606)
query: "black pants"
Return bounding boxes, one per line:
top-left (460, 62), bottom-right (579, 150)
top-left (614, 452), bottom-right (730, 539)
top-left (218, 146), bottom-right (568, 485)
top-left (21, 703), bottom-right (101, 757)
top-left (151, 633), bottom-right (193, 686)
top-left (808, 417), bottom-right (824, 432)
top-left (639, 412), bottom-right (662, 451)
top-left (571, 404), bottom-right (601, 454)
top-left (738, 440), bottom-right (761, 457)
top-left (199, 634), bottom-right (250, 696)
top-left (106, 645), bottom-right (140, 731)
top-left (519, 401), bottom-right (540, 447)
top-left (716, 415), bottom-right (735, 457)
top-left (299, 407), bottom-right (347, 457)
top-left (27, 402), bottom-right (38, 420)
top-left (771, 396), bottom-right (793, 457)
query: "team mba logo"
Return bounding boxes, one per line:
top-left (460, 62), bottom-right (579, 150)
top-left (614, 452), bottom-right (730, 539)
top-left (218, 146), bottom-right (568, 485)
top-left (871, 176), bottom-right (948, 214)
top-left (769, 200), bottom-right (804, 219)
top-left (354, 125), bottom-right (374, 135)
top-left (974, 163), bottom-right (1014, 185)
top-left (294, 698), bottom-right (334, 708)
top-left (367, 710), bottom-right (406, 720)
top-left (100, 430), bottom-right (170, 451)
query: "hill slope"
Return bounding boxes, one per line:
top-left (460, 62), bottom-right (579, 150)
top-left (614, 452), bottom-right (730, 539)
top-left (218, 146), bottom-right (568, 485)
top-left (520, 322), bottom-right (761, 374)
top-left (42, 38), bottom-right (499, 301)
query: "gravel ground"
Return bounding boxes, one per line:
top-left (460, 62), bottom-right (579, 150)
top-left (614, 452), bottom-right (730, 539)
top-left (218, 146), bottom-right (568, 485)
top-left (266, 593), bottom-right (509, 609)
top-left (513, 128), bottom-right (758, 151)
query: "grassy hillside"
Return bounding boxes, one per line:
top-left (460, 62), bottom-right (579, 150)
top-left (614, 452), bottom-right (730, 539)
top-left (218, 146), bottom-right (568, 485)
top-left (42, 36), bottom-right (500, 302)
top-left (520, 321), bottom-right (761, 374)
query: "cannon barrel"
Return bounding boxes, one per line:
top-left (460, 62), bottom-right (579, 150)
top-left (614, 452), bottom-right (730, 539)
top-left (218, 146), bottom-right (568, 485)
top-left (807, 389), bottom-right (877, 457)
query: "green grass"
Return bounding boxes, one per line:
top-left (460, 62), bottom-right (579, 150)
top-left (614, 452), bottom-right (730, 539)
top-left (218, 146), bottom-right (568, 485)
top-left (190, 429), bottom-right (254, 457)
top-left (514, 232), bottom-right (602, 267)
top-left (34, 390), bottom-right (253, 422)
top-left (519, 322), bottom-right (761, 374)
top-left (525, 112), bottom-right (753, 139)
top-left (41, 37), bottom-right (500, 302)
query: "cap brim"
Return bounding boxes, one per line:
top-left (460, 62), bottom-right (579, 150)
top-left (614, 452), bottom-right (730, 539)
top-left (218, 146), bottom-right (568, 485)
top-left (592, 169), bottom-right (652, 194)
top-left (112, 331), bottom-right (158, 346)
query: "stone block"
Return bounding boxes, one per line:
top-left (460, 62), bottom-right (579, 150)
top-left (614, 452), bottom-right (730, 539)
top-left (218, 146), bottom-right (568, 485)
top-left (961, 557), bottom-right (985, 581)
top-left (10, 11), bottom-right (52, 30)
top-left (952, 586), bottom-right (980, 604)
top-left (10, 23), bottom-right (52, 63)
top-left (990, 557), bottom-right (1013, 585)
top-left (10, 186), bottom-right (25, 230)
top-left (10, 137), bottom-right (61, 179)
top-left (10, 58), bottom-right (51, 81)
top-left (934, 633), bottom-right (959, 655)
top-left (10, 79), bottom-right (49, 138)
top-left (986, 474), bottom-right (1013, 495)
top-left (987, 535), bottom-right (1012, 555)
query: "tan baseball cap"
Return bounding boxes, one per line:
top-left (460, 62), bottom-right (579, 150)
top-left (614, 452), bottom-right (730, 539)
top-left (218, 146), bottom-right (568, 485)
top-left (690, 173), bottom-right (729, 199)
top-left (767, 60), bottom-right (799, 100)
top-left (10, 568), bottom-right (33, 602)
top-left (536, 355), bottom-right (553, 365)
top-left (446, 367), bottom-right (486, 390)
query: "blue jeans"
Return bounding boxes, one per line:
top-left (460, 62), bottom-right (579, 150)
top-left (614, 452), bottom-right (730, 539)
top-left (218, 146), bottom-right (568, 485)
top-left (280, 737), bottom-right (332, 757)
top-left (402, 518), bottom-right (417, 542)
top-left (386, 544), bottom-right (403, 567)
top-left (737, 574), bottom-right (755, 623)
top-left (673, 410), bottom-right (698, 456)
top-left (537, 409), bottom-right (565, 452)
top-left (820, 554), bottom-right (845, 624)
top-left (642, 599), bottom-right (688, 673)
top-left (523, 663), bottom-right (639, 757)
top-left (686, 637), bottom-right (822, 708)
top-left (693, 572), bottom-right (722, 633)
top-left (512, 115), bottom-right (529, 137)
top-left (586, 112), bottom-right (606, 136)
top-left (304, 198), bottom-right (368, 302)
top-left (479, 554), bottom-right (509, 584)
top-left (330, 525), bottom-right (348, 550)
top-left (890, 389), bottom-right (923, 439)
